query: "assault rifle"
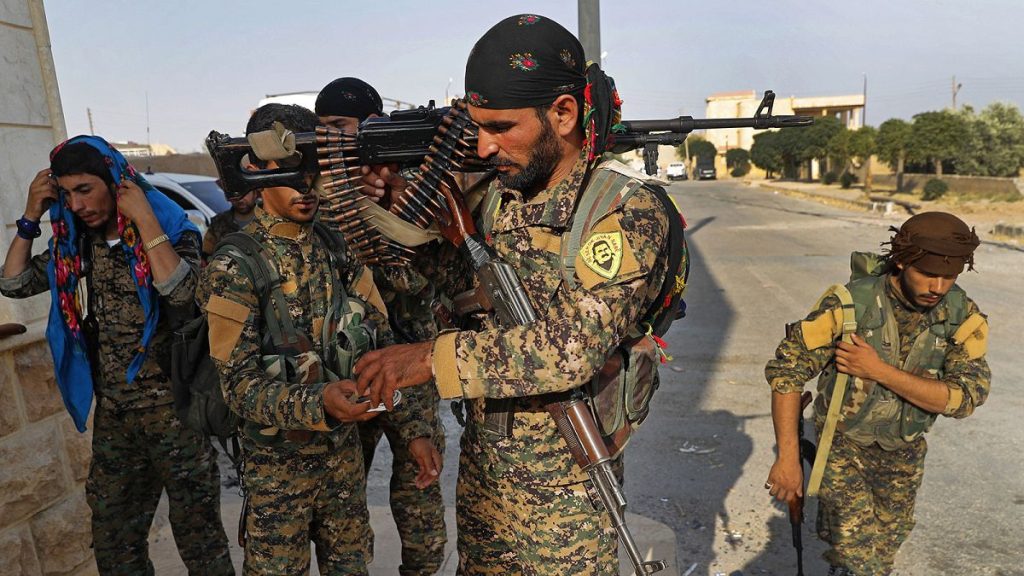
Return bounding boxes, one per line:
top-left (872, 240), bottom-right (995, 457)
top-left (207, 90), bottom-right (810, 198)
top-left (791, 391), bottom-right (816, 576)
top-left (611, 90), bottom-right (813, 175)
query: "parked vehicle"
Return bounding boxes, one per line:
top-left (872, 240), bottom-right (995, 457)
top-left (667, 163), bottom-right (688, 181)
top-left (695, 161), bottom-right (717, 180)
top-left (143, 172), bottom-right (229, 236)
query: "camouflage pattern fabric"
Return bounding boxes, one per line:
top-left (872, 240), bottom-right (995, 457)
top-left (816, 432), bottom-right (927, 576)
top-left (0, 229), bottom-right (233, 574)
top-left (240, 436), bottom-right (370, 575)
top-left (87, 403), bottom-right (232, 575)
top-left (199, 207), bottom-right (433, 567)
top-left (364, 256), bottom-right (448, 575)
top-left (0, 230), bottom-right (204, 410)
top-left (358, 388), bottom-right (446, 576)
top-left (202, 209), bottom-right (249, 259)
top-left (428, 155), bottom-right (675, 572)
top-left (455, 427), bottom-right (617, 576)
top-left (766, 274), bottom-right (990, 574)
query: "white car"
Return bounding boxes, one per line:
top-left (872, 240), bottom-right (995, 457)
top-left (142, 172), bottom-right (230, 236)
top-left (666, 163), bottom-right (688, 181)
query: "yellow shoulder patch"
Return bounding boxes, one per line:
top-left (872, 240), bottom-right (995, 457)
top-left (574, 215), bottom-right (640, 290)
top-left (351, 266), bottom-right (387, 317)
top-left (952, 313), bottom-right (988, 359)
top-left (800, 307), bottom-right (844, 350)
top-left (206, 295), bottom-right (251, 362)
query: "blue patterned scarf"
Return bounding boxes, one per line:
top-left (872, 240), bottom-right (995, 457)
top-left (47, 135), bottom-right (198, 431)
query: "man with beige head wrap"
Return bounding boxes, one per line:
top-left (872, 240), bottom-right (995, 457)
top-left (764, 212), bottom-right (991, 576)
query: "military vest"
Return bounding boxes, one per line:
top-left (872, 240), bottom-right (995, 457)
top-left (476, 160), bottom-right (688, 450)
top-left (223, 223), bottom-right (377, 448)
top-left (817, 274), bottom-right (968, 450)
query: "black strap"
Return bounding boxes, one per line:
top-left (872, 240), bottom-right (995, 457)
top-left (641, 184), bottom-right (687, 336)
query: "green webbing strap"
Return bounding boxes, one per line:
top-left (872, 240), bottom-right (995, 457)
top-left (216, 232), bottom-right (297, 350)
top-left (560, 165), bottom-right (640, 289)
top-left (312, 223), bottom-right (348, 365)
top-left (807, 284), bottom-right (857, 497)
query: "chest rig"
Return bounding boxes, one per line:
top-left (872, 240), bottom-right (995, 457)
top-left (220, 223), bottom-right (377, 448)
top-left (816, 275), bottom-right (967, 450)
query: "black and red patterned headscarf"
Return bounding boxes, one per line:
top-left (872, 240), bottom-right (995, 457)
top-left (464, 14), bottom-right (622, 162)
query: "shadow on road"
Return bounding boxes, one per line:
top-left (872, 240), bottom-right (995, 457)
top-left (627, 218), bottom-right (754, 572)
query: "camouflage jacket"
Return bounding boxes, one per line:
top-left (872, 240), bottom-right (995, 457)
top-left (0, 230), bottom-right (202, 411)
top-left (202, 210), bottom-right (250, 259)
top-left (766, 275), bottom-right (991, 422)
top-left (429, 156), bottom-right (673, 483)
top-left (199, 207), bottom-right (431, 447)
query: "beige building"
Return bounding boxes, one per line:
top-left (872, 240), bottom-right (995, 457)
top-left (1, 1), bottom-right (98, 575)
top-left (704, 90), bottom-right (865, 153)
top-left (110, 141), bottom-right (177, 157)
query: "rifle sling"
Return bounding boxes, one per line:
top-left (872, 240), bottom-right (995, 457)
top-left (806, 284), bottom-right (856, 497)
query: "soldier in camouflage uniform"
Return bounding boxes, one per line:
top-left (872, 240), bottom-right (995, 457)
top-left (199, 103), bottom-right (440, 575)
top-left (201, 187), bottom-right (258, 261)
top-left (0, 137), bottom-right (232, 575)
top-left (766, 212), bottom-right (991, 576)
top-left (316, 77), bottom-right (447, 576)
top-left (354, 15), bottom-right (684, 574)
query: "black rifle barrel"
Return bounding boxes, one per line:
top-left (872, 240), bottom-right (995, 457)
top-left (620, 114), bottom-right (813, 134)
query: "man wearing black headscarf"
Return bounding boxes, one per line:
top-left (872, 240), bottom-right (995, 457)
top-left (316, 77), bottom-right (448, 576)
top-left (353, 14), bottom-right (688, 574)
top-left (765, 212), bottom-right (991, 575)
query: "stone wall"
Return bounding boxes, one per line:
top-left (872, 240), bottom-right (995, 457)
top-left (0, 336), bottom-right (96, 576)
top-left (1, 0), bottom-right (98, 573)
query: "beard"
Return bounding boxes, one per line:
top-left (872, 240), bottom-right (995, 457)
top-left (494, 117), bottom-right (562, 195)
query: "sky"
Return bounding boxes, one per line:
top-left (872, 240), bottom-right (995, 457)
top-left (45, 0), bottom-right (1024, 153)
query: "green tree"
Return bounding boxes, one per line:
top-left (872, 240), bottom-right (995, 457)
top-left (908, 110), bottom-right (968, 175)
top-left (849, 126), bottom-right (877, 191)
top-left (677, 135), bottom-right (717, 163)
top-left (876, 118), bottom-right (912, 191)
top-left (802, 116), bottom-right (844, 180)
top-left (956, 102), bottom-right (1024, 177)
top-left (725, 148), bottom-right (750, 169)
top-left (750, 131), bottom-right (784, 178)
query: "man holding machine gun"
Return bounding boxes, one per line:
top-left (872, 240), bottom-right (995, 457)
top-left (316, 77), bottom-right (447, 576)
top-left (354, 14), bottom-right (686, 574)
top-left (200, 103), bottom-right (438, 574)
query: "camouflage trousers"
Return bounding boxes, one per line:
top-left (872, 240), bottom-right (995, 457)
top-left (455, 428), bottom-right (617, 576)
top-left (86, 402), bottom-right (232, 576)
top-left (240, 434), bottom-right (370, 575)
top-left (817, 432), bottom-right (928, 576)
top-left (359, 385), bottom-right (447, 576)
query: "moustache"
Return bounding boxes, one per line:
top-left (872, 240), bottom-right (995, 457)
top-left (291, 195), bottom-right (318, 205)
top-left (486, 158), bottom-right (519, 169)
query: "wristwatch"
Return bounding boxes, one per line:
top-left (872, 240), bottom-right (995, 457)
top-left (16, 216), bottom-right (42, 240)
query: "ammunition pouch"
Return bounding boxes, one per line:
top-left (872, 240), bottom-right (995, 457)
top-left (586, 334), bottom-right (661, 457)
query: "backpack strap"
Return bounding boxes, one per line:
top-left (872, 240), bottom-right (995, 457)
top-left (560, 165), bottom-right (644, 291)
top-left (806, 284), bottom-right (857, 498)
top-left (560, 162), bottom-right (688, 337)
top-left (214, 232), bottom-right (297, 350)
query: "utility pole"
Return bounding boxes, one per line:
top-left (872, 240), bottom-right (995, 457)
top-left (145, 91), bottom-right (151, 150)
top-left (578, 0), bottom-right (601, 65)
top-left (952, 75), bottom-right (962, 110)
top-left (862, 73), bottom-right (868, 127)
top-left (87, 107), bottom-right (94, 135)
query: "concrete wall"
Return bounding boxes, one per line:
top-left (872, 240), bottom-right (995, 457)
top-left (0, 1), bottom-right (98, 574)
top-left (873, 173), bottom-right (1024, 201)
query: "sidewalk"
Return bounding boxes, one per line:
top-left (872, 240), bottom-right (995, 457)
top-left (149, 495), bottom-right (678, 575)
top-left (748, 179), bottom-right (1024, 245)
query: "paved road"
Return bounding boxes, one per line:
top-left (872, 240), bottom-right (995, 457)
top-left (626, 179), bottom-right (1024, 575)
top-left (153, 179), bottom-right (1022, 575)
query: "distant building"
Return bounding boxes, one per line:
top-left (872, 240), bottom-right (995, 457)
top-left (703, 90), bottom-right (865, 152)
top-left (110, 141), bottom-right (176, 157)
